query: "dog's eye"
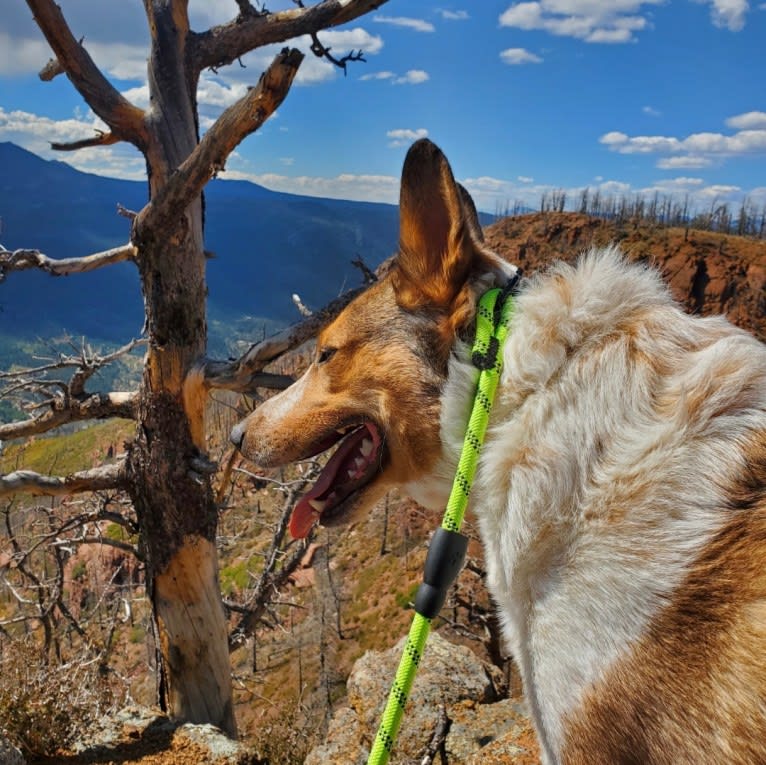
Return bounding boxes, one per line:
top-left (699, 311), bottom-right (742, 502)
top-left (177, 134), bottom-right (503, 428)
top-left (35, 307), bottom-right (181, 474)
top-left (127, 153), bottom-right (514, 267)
top-left (317, 347), bottom-right (337, 365)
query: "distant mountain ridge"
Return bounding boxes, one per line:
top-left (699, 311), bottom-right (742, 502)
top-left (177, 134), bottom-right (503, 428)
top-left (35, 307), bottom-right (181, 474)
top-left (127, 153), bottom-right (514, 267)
top-left (0, 142), bottom-right (401, 352)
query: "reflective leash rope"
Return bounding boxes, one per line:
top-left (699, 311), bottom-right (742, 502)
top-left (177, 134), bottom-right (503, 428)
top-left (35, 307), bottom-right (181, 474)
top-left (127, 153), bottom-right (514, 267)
top-left (367, 282), bottom-right (518, 765)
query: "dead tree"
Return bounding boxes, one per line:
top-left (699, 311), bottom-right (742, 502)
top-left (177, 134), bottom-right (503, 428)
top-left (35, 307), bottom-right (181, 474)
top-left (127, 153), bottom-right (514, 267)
top-left (1, 0), bottom-right (387, 736)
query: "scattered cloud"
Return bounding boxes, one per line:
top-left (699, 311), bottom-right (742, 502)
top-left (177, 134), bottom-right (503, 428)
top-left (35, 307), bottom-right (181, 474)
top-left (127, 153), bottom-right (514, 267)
top-left (500, 47), bottom-right (543, 65)
top-left (460, 171), bottom-right (755, 214)
top-left (220, 169), bottom-right (400, 204)
top-left (725, 110), bottom-right (766, 130)
top-left (600, 114), bottom-right (766, 168)
top-left (361, 70), bottom-right (430, 85)
top-left (0, 33), bottom-right (52, 76)
top-left (656, 155), bottom-right (713, 169)
top-left (0, 106), bottom-right (145, 179)
top-left (387, 128), bottom-right (429, 147)
top-left (359, 71), bottom-right (395, 81)
top-left (280, 157), bottom-right (295, 167)
top-left (394, 70), bottom-right (430, 85)
top-left (642, 105), bottom-right (662, 117)
top-left (499, 1), bottom-right (663, 44)
top-left (438, 10), bottom-right (470, 20)
top-left (373, 15), bottom-right (436, 32)
top-left (695, 0), bottom-right (750, 31)
top-left (518, 175), bottom-right (534, 183)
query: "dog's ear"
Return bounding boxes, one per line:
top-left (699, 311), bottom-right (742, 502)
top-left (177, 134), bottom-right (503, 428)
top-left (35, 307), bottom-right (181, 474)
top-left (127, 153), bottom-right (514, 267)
top-left (394, 139), bottom-right (482, 312)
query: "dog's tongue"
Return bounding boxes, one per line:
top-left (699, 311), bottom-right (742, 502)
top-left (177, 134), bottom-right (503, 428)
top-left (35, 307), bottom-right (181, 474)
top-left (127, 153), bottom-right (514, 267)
top-left (290, 423), bottom-right (379, 539)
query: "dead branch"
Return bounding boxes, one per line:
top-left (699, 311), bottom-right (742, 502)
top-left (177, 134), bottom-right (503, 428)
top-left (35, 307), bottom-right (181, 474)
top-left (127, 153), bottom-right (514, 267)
top-left (132, 47), bottom-right (303, 245)
top-left (51, 130), bottom-right (120, 152)
top-left (201, 282), bottom-right (366, 394)
top-left (1, 338), bottom-right (144, 439)
top-left (25, 0), bottom-right (147, 147)
top-left (0, 392), bottom-right (138, 441)
top-left (0, 460), bottom-right (127, 498)
top-left (0, 242), bottom-right (136, 280)
top-left (228, 464), bottom-right (320, 650)
top-left (309, 31), bottom-right (365, 74)
top-left (39, 55), bottom-right (65, 81)
top-left (191, 0), bottom-right (388, 74)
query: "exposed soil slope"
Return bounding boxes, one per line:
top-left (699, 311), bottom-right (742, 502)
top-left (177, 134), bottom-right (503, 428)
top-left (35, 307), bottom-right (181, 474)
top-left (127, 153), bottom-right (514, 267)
top-left (485, 212), bottom-right (766, 341)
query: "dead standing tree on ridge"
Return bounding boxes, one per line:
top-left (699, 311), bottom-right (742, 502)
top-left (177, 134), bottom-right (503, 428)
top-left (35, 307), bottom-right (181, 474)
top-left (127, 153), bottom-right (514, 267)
top-left (0, 0), bottom-right (386, 736)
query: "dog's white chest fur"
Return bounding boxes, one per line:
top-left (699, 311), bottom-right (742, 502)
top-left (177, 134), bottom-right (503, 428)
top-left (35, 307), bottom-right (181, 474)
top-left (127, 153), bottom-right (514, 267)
top-left (434, 248), bottom-right (766, 764)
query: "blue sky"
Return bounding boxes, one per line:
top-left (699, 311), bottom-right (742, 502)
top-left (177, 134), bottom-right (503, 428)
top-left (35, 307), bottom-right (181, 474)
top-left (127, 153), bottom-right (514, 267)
top-left (1, 1), bottom-right (765, 214)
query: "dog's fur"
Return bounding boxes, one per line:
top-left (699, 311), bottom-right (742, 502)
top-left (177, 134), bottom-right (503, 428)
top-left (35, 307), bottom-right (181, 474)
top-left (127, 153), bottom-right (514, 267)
top-left (232, 139), bottom-right (766, 764)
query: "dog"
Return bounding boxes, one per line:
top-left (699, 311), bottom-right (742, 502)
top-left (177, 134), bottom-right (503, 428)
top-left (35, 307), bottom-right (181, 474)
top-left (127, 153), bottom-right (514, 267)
top-left (231, 139), bottom-right (766, 764)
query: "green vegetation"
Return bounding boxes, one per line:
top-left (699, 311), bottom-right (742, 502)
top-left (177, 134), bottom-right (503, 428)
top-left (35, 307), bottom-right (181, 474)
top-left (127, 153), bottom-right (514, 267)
top-left (0, 419), bottom-right (133, 477)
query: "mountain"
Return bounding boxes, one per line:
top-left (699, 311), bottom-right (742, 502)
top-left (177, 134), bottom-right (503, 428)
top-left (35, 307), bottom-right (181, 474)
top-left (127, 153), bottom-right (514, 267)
top-left (0, 142), bottom-right (401, 352)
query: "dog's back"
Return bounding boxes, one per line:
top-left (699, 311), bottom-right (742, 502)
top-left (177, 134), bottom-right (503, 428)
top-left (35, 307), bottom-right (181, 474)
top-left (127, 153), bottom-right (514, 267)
top-left (468, 248), bottom-right (766, 764)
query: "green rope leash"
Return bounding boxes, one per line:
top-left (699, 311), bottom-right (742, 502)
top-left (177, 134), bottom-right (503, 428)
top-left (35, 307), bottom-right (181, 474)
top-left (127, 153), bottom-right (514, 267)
top-left (366, 285), bottom-right (516, 765)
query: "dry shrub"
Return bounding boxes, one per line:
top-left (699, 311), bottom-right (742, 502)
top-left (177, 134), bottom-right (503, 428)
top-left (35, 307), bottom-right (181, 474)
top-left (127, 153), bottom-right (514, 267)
top-left (0, 638), bottom-right (119, 757)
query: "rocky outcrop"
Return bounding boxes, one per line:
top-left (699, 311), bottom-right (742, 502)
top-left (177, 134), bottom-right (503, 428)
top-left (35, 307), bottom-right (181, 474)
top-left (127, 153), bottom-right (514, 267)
top-left (305, 631), bottom-right (539, 764)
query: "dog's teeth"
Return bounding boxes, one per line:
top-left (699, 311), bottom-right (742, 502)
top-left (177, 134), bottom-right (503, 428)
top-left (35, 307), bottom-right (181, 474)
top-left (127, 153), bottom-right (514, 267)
top-left (348, 469), bottom-right (356, 478)
top-left (360, 439), bottom-right (373, 457)
top-left (354, 456), bottom-right (365, 469)
top-left (308, 499), bottom-right (327, 512)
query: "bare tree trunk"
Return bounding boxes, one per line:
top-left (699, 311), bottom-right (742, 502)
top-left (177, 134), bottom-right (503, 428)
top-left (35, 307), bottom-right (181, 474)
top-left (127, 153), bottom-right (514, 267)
top-left (125, 1), bottom-right (234, 734)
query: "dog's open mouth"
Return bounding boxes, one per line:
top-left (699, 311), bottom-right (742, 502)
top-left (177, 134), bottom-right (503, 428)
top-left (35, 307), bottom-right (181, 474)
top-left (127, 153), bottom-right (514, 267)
top-left (290, 421), bottom-right (386, 538)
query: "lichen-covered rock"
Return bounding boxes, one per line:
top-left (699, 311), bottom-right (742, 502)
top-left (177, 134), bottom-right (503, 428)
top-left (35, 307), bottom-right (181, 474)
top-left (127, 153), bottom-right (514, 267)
top-left (0, 734), bottom-right (26, 765)
top-left (304, 630), bottom-right (537, 764)
top-left (347, 630), bottom-right (495, 759)
top-left (448, 698), bottom-right (538, 764)
top-left (304, 706), bottom-right (367, 765)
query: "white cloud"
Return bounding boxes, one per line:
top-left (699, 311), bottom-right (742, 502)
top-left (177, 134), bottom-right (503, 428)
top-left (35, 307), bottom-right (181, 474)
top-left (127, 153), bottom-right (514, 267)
top-left (359, 71), bottom-right (395, 81)
top-left (725, 110), bottom-right (766, 130)
top-left (518, 175), bottom-right (534, 183)
top-left (642, 105), bottom-right (662, 117)
top-left (438, 10), bottom-right (470, 20)
top-left (600, 117), bottom-right (766, 168)
top-left (220, 169), bottom-right (400, 204)
top-left (696, 0), bottom-right (750, 30)
top-left (373, 15), bottom-right (436, 32)
top-left (499, 1), bottom-right (663, 43)
top-left (387, 128), bottom-right (429, 147)
top-left (656, 155), bottom-right (713, 169)
top-left (500, 47), bottom-right (543, 64)
top-left (394, 70), bottom-right (430, 85)
top-left (0, 33), bottom-right (52, 76)
top-left (0, 106), bottom-right (145, 180)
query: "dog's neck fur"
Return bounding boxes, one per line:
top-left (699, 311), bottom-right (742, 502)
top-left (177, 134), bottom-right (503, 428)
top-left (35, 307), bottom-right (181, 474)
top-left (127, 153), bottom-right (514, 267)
top-left (415, 247), bottom-right (766, 764)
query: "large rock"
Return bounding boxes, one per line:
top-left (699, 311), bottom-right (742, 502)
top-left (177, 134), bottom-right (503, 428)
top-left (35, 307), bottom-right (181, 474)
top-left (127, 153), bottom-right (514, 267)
top-left (305, 631), bottom-right (539, 764)
top-left (0, 735), bottom-right (25, 765)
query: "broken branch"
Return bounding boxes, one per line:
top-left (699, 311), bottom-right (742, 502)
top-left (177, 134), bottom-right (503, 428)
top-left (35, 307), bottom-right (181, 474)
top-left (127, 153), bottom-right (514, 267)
top-left (0, 391), bottom-right (138, 441)
top-left (200, 282), bottom-right (366, 394)
top-left (51, 130), bottom-right (120, 152)
top-left (191, 0), bottom-right (388, 74)
top-left (132, 47), bottom-right (303, 244)
top-left (0, 460), bottom-right (127, 499)
top-left (0, 242), bottom-right (136, 280)
top-left (25, 0), bottom-right (147, 147)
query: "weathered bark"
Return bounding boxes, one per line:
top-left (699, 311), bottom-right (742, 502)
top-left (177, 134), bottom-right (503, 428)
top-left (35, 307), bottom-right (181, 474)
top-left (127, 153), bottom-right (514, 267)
top-left (123, 0), bottom-right (236, 735)
top-left (0, 461), bottom-right (126, 498)
top-left (0, 391), bottom-right (137, 441)
top-left (0, 242), bottom-right (136, 279)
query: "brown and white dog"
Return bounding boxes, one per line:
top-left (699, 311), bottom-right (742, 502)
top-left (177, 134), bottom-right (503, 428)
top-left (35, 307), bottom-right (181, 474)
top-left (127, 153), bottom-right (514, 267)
top-left (231, 139), bottom-right (766, 764)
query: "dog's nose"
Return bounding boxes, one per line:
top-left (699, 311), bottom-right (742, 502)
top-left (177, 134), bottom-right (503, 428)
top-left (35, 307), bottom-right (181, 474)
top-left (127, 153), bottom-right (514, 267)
top-left (230, 421), bottom-right (246, 450)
